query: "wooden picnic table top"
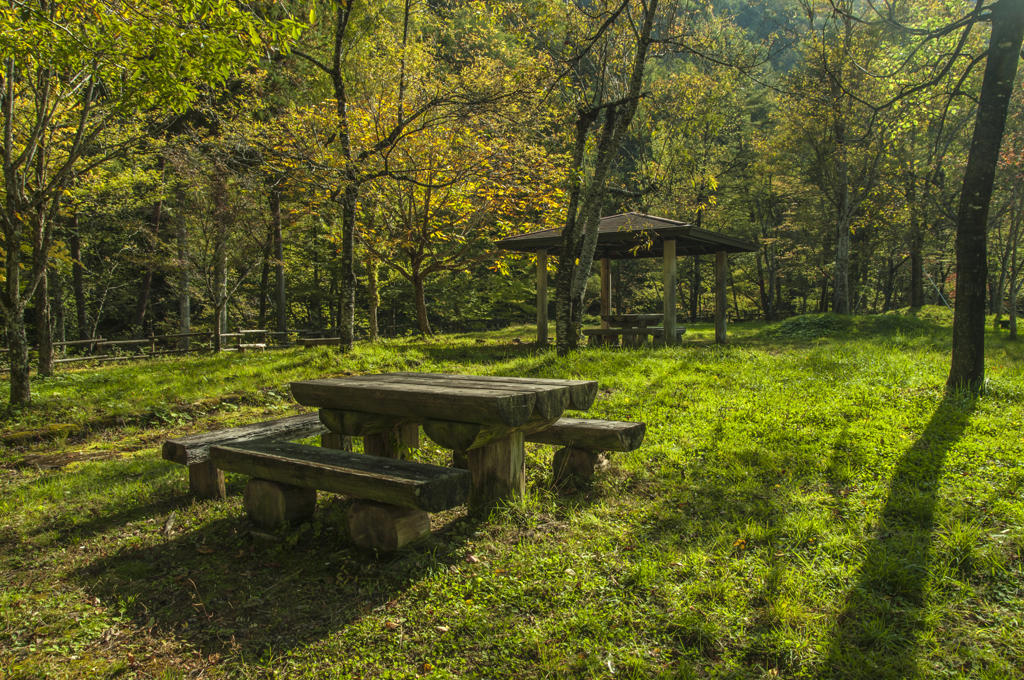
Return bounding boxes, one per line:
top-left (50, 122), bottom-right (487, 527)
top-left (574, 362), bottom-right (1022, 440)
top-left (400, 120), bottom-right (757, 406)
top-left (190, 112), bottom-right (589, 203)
top-left (291, 373), bottom-right (598, 428)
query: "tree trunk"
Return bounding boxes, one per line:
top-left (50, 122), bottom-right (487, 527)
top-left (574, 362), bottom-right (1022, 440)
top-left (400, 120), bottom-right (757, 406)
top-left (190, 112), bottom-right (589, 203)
top-left (910, 234), bottom-right (925, 308)
top-left (51, 268), bottom-right (65, 345)
top-left (274, 197), bottom-right (286, 335)
top-left (337, 181), bottom-right (358, 351)
top-left (947, 0), bottom-right (1024, 393)
top-left (258, 232), bottom-right (271, 329)
top-left (70, 229), bottom-right (89, 341)
top-left (412, 273), bottom-right (432, 335)
top-left (367, 255), bottom-right (379, 340)
top-left (690, 256), bottom-right (701, 322)
top-left (35, 269), bottom-right (53, 377)
top-left (4, 307), bottom-right (31, 404)
top-left (177, 215), bottom-right (190, 350)
top-left (132, 157), bottom-right (164, 337)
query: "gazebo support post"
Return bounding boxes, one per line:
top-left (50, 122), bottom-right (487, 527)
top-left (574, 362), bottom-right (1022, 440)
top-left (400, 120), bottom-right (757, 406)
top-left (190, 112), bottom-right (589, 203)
top-left (663, 239), bottom-right (677, 346)
top-left (536, 249), bottom-right (548, 345)
top-left (715, 250), bottom-right (728, 344)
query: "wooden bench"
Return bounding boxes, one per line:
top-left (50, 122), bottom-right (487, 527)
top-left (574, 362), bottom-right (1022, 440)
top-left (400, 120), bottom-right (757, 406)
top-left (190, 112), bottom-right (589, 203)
top-left (210, 440), bottom-right (470, 550)
top-left (525, 417), bottom-right (646, 482)
top-left (297, 337), bottom-right (341, 348)
top-left (583, 327), bottom-right (686, 346)
top-left (162, 413), bottom-right (328, 499)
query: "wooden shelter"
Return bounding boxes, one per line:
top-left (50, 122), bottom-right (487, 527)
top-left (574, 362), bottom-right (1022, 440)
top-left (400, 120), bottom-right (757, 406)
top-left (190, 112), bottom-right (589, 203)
top-left (495, 212), bottom-right (758, 345)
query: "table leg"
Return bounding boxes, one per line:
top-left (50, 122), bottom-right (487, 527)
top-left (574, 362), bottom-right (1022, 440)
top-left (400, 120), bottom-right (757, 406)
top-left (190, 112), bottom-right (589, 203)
top-left (364, 423), bottom-right (419, 459)
top-left (466, 431), bottom-right (525, 509)
top-left (321, 432), bottom-right (352, 450)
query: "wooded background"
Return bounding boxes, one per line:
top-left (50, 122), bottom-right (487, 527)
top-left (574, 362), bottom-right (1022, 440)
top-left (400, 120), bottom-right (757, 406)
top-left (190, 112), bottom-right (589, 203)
top-left (3, 0), bottom-right (1022, 373)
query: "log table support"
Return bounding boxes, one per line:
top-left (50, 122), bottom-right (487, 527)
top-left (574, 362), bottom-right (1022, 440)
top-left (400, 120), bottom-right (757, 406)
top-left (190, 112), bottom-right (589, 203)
top-left (467, 432), bottom-right (526, 509)
top-left (319, 408), bottom-right (425, 549)
top-left (663, 238), bottom-right (677, 346)
top-left (552, 447), bottom-right (608, 482)
top-left (715, 249), bottom-right (728, 344)
top-left (537, 249), bottom-right (548, 346)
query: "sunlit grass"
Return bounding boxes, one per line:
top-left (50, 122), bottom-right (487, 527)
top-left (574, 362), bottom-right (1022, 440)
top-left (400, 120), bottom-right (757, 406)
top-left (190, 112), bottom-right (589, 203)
top-left (1, 309), bottom-right (1022, 678)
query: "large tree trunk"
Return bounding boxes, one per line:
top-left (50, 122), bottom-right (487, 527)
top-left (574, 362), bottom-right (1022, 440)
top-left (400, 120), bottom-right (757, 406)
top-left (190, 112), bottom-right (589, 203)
top-left (4, 307), bottom-right (30, 404)
top-left (947, 0), bottom-right (1024, 393)
top-left (70, 228), bottom-right (89, 341)
top-left (35, 269), bottom-right (53, 377)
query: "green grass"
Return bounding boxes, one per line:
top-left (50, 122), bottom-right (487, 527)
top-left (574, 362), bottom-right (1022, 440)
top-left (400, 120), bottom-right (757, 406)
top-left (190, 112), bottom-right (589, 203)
top-left (1, 309), bottom-right (1023, 679)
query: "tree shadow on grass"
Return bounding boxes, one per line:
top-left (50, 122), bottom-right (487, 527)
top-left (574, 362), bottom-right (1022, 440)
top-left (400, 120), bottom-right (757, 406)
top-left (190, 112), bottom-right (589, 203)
top-left (821, 393), bottom-right (975, 679)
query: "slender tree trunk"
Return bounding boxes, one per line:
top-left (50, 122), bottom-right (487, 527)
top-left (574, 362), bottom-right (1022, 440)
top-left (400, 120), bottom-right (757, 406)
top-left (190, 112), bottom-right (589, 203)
top-left (337, 182), bottom-right (358, 350)
top-left (910, 232), bottom-right (925, 307)
top-left (51, 268), bottom-right (65, 345)
top-left (177, 216), bottom-right (190, 350)
top-left (690, 256), bottom-right (701, 322)
top-left (273, 200), bottom-right (286, 335)
top-left (947, 0), bottom-right (1024, 393)
top-left (367, 255), bottom-right (379, 341)
top-left (132, 156), bottom-right (164, 337)
top-left (35, 269), bottom-right (52, 377)
top-left (70, 229), bottom-right (89, 341)
top-left (258, 234), bottom-right (271, 329)
top-left (412, 273), bottom-right (432, 335)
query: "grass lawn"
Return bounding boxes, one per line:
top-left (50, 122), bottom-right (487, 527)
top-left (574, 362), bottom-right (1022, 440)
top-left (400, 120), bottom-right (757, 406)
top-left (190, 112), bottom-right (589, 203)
top-left (1, 308), bottom-right (1022, 679)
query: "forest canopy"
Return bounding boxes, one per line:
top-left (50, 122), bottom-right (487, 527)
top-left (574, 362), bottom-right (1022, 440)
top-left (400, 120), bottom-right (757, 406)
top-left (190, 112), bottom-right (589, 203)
top-left (2, 0), bottom-right (1022, 403)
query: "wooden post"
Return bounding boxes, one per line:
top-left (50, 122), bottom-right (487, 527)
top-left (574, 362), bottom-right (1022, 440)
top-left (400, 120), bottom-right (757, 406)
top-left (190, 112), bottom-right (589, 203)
top-left (467, 431), bottom-right (525, 509)
top-left (536, 249), bottom-right (548, 346)
top-left (188, 460), bottom-right (226, 500)
top-left (364, 423), bottom-right (419, 459)
top-left (715, 250), bottom-right (728, 344)
top-left (347, 500), bottom-right (430, 551)
top-left (243, 478), bottom-right (316, 529)
top-left (321, 432), bottom-right (351, 450)
top-left (663, 239), bottom-right (677, 345)
top-left (600, 257), bottom-right (611, 329)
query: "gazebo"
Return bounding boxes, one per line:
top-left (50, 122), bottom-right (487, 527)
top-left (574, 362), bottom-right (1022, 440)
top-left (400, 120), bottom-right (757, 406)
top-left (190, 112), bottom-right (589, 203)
top-left (495, 212), bottom-right (758, 345)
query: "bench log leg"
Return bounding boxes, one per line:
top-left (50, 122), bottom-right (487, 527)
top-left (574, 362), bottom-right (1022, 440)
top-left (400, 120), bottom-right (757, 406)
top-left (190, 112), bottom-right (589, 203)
top-left (467, 431), bottom-right (525, 509)
top-left (244, 478), bottom-right (317, 528)
top-left (321, 432), bottom-right (352, 450)
top-left (552, 446), bottom-right (608, 484)
top-left (189, 460), bottom-right (226, 500)
top-left (364, 423), bottom-right (419, 459)
top-left (347, 500), bottom-right (430, 551)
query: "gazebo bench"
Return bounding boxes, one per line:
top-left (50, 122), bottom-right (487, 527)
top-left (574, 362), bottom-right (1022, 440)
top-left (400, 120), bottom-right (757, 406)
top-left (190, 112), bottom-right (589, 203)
top-left (525, 417), bottom-right (646, 482)
top-left (583, 327), bottom-right (685, 346)
top-left (210, 440), bottom-right (471, 551)
top-left (297, 337), bottom-right (342, 347)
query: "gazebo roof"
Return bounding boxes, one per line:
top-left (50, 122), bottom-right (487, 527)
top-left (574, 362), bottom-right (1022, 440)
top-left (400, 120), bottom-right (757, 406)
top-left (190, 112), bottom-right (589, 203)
top-left (495, 212), bottom-right (757, 259)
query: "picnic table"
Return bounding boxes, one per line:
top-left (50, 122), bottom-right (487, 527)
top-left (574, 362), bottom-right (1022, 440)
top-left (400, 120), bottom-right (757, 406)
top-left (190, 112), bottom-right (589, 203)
top-left (583, 313), bottom-right (680, 347)
top-left (167, 372), bottom-right (647, 552)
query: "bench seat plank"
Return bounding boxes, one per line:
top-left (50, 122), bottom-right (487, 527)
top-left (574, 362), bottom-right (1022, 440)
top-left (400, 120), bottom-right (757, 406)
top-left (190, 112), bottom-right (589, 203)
top-left (210, 440), bottom-right (471, 513)
top-left (388, 372), bottom-right (598, 411)
top-left (525, 417), bottom-right (646, 452)
top-left (162, 413), bottom-right (326, 466)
